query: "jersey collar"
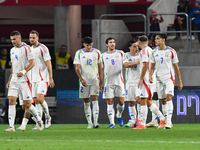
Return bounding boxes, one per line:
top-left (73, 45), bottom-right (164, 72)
top-left (158, 46), bottom-right (168, 51)
top-left (106, 49), bottom-right (116, 54)
top-left (82, 48), bottom-right (93, 53)
top-left (36, 43), bottom-right (41, 48)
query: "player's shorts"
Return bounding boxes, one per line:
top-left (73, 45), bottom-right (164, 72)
top-left (103, 84), bottom-right (125, 99)
top-left (79, 83), bottom-right (99, 99)
top-left (157, 79), bottom-right (174, 99)
top-left (8, 81), bottom-right (32, 102)
top-left (32, 81), bottom-right (49, 97)
top-left (18, 95), bottom-right (34, 106)
top-left (125, 84), bottom-right (140, 101)
top-left (139, 80), bottom-right (152, 100)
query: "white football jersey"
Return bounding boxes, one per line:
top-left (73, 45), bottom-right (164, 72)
top-left (139, 46), bottom-right (156, 85)
top-left (123, 52), bottom-right (140, 85)
top-left (10, 43), bottom-right (33, 82)
top-left (150, 46), bottom-right (179, 82)
top-left (73, 48), bottom-right (101, 85)
top-left (31, 43), bottom-right (51, 82)
top-left (101, 50), bottom-right (124, 86)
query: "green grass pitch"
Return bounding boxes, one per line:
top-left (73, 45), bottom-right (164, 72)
top-left (1, 124), bottom-right (200, 150)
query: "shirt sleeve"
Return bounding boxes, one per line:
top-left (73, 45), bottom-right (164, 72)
top-left (101, 54), bottom-right (104, 68)
top-left (73, 50), bottom-right (80, 64)
top-left (41, 45), bottom-right (51, 62)
top-left (150, 51), bottom-right (156, 63)
top-left (26, 45), bottom-right (34, 61)
top-left (141, 48), bottom-right (148, 63)
top-left (172, 50), bottom-right (179, 64)
top-left (97, 50), bottom-right (102, 64)
top-left (123, 53), bottom-right (129, 63)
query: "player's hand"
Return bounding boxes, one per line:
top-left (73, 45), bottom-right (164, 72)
top-left (138, 79), bottom-right (143, 88)
top-left (135, 60), bottom-right (140, 65)
top-left (17, 72), bottom-right (23, 77)
top-left (178, 81), bottom-right (183, 91)
top-left (99, 84), bottom-right (103, 93)
top-left (149, 76), bottom-right (153, 83)
top-left (49, 78), bottom-right (55, 88)
top-left (81, 79), bottom-right (87, 87)
top-left (194, 11), bottom-right (200, 14)
top-left (6, 81), bottom-right (10, 89)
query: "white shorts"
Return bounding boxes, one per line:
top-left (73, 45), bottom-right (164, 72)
top-left (125, 84), bottom-right (140, 101)
top-left (8, 81), bottom-right (32, 101)
top-left (149, 84), bottom-right (156, 94)
top-left (32, 81), bottom-right (49, 98)
top-left (103, 85), bottom-right (125, 99)
top-left (79, 84), bottom-right (99, 99)
top-left (157, 79), bottom-right (174, 99)
top-left (139, 80), bottom-right (152, 100)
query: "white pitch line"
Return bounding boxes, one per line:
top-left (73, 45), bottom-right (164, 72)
top-left (0, 139), bottom-right (200, 144)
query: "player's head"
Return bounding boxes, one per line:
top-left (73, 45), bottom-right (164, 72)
top-left (178, 0), bottom-right (186, 7)
top-left (60, 44), bottom-right (67, 54)
top-left (29, 30), bottom-right (39, 46)
top-left (10, 31), bottom-right (22, 47)
top-left (128, 39), bottom-right (138, 53)
top-left (138, 35), bottom-right (148, 49)
top-left (105, 37), bottom-right (116, 51)
top-left (195, 0), bottom-right (200, 7)
top-left (83, 37), bottom-right (93, 52)
top-left (155, 33), bottom-right (167, 46)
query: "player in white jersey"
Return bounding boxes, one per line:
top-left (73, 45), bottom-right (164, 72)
top-left (4, 31), bottom-right (43, 132)
top-left (17, 30), bottom-right (55, 130)
top-left (123, 39), bottom-right (141, 128)
top-left (74, 37), bottom-right (102, 129)
top-left (101, 37), bottom-right (125, 128)
top-left (150, 33), bottom-right (183, 129)
top-left (133, 35), bottom-right (166, 129)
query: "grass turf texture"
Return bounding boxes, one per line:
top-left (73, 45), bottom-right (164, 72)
top-left (0, 124), bottom-right (200, 150)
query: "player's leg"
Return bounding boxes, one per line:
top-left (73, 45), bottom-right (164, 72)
top-left (84, 98), bottom-right (93, 128)
top-left (17, 104), bottom-right (31, 130)
top-left (90, 84), bottom-right (100, 128)
top-left (4, 82), bottom-right (18, 132)
top-left (125, 101), bottom-right (136, 127)
top-left (103, 85), bottom-right (115, 128)
top-left (37, 81), bottom-right (51, 129)
top-left (136, 97), bottom-right (141, 126)
top-left (91, 95), bottom-right (99, 128)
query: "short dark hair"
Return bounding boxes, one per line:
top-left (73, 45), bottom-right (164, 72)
top-left (138, 35), bottom-right (148, 42)
top-left (155, 33), bottom-right (167, 41)
top-left (30, 30), bottom-right (39, 37)
top-left (105, 37), bottom-right (116, 44)
top-left (128, 39), bottom-right (137, 47)
top-left (60, 45), bottom-right (66, 48)
top-left (10, 31), bottom-right (21, 37)
top-left (83, 37), bottom-right (93, 44)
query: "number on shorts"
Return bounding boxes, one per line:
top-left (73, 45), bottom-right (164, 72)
top-left (80, 87), bottom-right (83, 93)
top-left (104, 87), bottom-right (106, 92)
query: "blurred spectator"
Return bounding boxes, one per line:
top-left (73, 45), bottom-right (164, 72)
top-left (55, 45), bottom-right (74, 69)
top-left (174, 0), bottom-right (194, 40)
top-left (189, 0), bottom-right (200, 43)
top-left (148, 34), bottom-right (156, 49)
top-left (0, 48), bottom-right (10, 70)
top-left (150, 11), bottom-right (164, 33)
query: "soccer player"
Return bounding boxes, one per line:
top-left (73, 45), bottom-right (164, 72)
top-left (17, 30), bottom-right (55, 130)
top-left (74, 37), bottom-right (102, 129)
top-left (123, 39), bottom-right (140, 127)
top-left (4, 31), bottom-right (43, 132)
top-left (150, 33), bottom-right (183, 129)
top-left (133, 35), bottom-right (166, 129)
top-left (101, 37), bottom-right (125, 128)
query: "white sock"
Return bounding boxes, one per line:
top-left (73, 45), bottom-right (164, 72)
top-left (116, 104), bottom-right (124, 118)
top-left (129, 106), bottom-right (137, 123)
top-left (8, 105), bottom-right (16, 128)
top-left (107, 104), bottom-right (115, 125)
top-left (166, 100), bottom-right (173, 126)
top-left (22, 118), bottom-right (29, 127)
top-left (36, 104), bottom-right (43, 119)
top-left (41, 100), bottom-right (50, 118)
top-left (28, 104), bottom-right (41, 122)
top-left (149, 103), bottom-right (165, 121)
top-left (92, 101), bottom-right (99, 124)
top-left (140, 105), bottom-right (148, 126)
top-left (162, 104), bottom-right (167, 119)
top-left (84, 102), bottom-right (92, 124)
top-left (151, 100), bottom-right (159, 123)
top-left (137, 104), bottom-right (141, 120)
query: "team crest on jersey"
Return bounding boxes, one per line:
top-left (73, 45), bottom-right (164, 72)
top-left (115, 55), bottom-right (119, 58)
top-left (165, 55), bottom-right (169, 57)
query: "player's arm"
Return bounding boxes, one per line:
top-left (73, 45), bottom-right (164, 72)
top-left (98, 62), bottom-right (103, 92)
top-left (138, 62), bottom-right (148, 88)
top-left (173, 63), bottom-right (183, 91)
top-left (123, 60), bottom-right (140, 68)
top-left (17, 59), bottom-right (35, 77)
top-left (75, 64), bottom-right (87, 87)
top-left (149, 63), bottom-right (155, 83)
top-left (6, 66), bottom-right (13, 89)
top-left (46, 59), bottom-right (55, 88)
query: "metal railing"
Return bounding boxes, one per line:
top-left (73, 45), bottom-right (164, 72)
top-left (148, 12), bottom-right (190, 52)
top-left (99, 13), bottom-right (146, 50)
